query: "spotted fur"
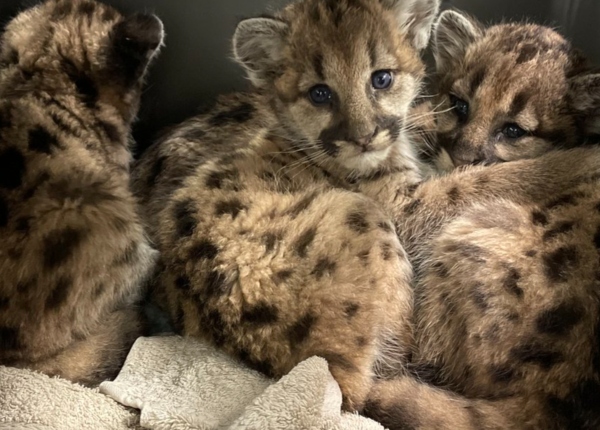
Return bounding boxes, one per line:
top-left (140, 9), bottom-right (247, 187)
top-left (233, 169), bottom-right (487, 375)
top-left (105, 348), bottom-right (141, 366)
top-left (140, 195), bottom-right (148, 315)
top-left (0, 0), bottom-right (162, 384)
top-left (133, 0), bottom-right (441, 412)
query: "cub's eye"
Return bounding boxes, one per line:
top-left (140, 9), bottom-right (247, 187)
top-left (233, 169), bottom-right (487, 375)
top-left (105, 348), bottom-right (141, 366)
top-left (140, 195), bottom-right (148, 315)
top-left (450, 95), bottom-right (469, 122)
top-left (371, 70), bottom-right (393, 90)
top-left (502, 123), bottom-right (527, 139)
top-left (308, 84), bottom-right (333, 105)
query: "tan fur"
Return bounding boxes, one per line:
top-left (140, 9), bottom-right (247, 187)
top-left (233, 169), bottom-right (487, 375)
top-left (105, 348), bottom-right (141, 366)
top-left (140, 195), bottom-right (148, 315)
top-left (134, 0), bottom-right (441, 411)
top-left (0, 0), bottom-right (163, 385)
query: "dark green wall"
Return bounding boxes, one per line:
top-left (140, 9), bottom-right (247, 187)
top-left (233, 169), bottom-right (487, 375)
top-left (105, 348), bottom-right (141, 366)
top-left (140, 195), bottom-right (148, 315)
top-left (1, 0), bottom-right (598, 151)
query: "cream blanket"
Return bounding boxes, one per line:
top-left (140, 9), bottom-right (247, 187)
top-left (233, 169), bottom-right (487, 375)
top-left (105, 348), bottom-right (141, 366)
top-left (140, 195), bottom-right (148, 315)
top-left (0, 335), bottom-right (385, 430)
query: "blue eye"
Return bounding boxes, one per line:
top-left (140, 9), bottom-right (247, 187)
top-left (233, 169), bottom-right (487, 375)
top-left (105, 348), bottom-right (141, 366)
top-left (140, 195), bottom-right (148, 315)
top-left (308, 85), bottom-right (332, 105)
top-left (371, 70), bottom-right (393, 90)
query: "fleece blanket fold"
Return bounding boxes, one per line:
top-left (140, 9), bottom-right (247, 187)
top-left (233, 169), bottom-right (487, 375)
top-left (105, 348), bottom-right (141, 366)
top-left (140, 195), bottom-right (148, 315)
top-left (1, 335), bottom-right (385, 430)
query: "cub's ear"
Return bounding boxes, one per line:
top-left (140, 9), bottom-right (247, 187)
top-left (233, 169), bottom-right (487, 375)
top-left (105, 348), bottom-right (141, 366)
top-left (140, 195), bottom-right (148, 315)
top-left (233, 17), bottom-right (289, 88)
top-left (433, 10), bottom-right (483, 73)
top-left (380, 0), bottom-right (441, 51)
top-left (568, 73), bottom-right (600, 135)
top-left (110, 13), bottom-right (164, 84)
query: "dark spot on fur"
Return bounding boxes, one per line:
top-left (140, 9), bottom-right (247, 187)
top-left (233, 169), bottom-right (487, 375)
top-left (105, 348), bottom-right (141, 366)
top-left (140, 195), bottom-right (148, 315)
top-left (203, 310), bottom-right (226, 347)
top-left (0, 147), bottom-right (26, 190)
top-left (173, 199), bottom-right (196, 238)
top-left (175, 275), bottom-right (191, 293)
top-left (274, 269), bottom-right (293, 284)
top-left (543, 246), bottom-right (579, 283)
top-left (508, 91), bottom-right (530, 117)
top-left (0, 197), bottom-right (8, 227)
top-left (63, 59), bottom-right (98, 108)
top-left (536, 300), bottom-right (584, 336)
top-left (204, 270), bottom-right (231, 298)
top-left (214, 198), bottom-right (246, 219)
top-left (311, 257), bottom-right (336, 279)
top-left (593, 226), bottom-right (600, 250)
top-left (286, 192), bottom-right (317, 218)
top-left (380, 242), bottom-right (393, 260)
top-left (470, 67), bottom-right (486, 95)
top-left (363, 398), bottom-right (420, 430)
top-left (78, 1), bottom-right (96, 18)
top-left (547, 379), bottom-right (600, 430)
top-left (346, 211), bottom-right (369, 233)
top-left (97, 120), bottom-right (121, 143)
top-left (51, 0), bottom-right (73, 20)
top-left (294, 227), bottom-right (317, 258)
top-left (288, 313), bottom-right (317, 345)
top-left (490, 364), bottom-right (518, 384)
top-left (356, 336), bottom-right (368, 347)
top-left (0, 327), bottom-right (20, 350)
top-left (189, 239), bottom-right (219, 260)
top-left (470, 283), bottom-right (490, 311)
top-left (451, 242), bottom-right (486, 263)
top-left (504, 267), bottom-right (524, 298)
top-left (532, 210), bottom-right (549, 226)
top-left (357, 249), bottom-right (370, 264)
top-left (262, 232), bottom-right (281, 253)
top-left (408, 362), bottom-right (447, 388)
top-left (546, 194), bottom-right (579, 210)
top-left (404, 199), bottom-right (421, 215)
top-left (448, 187), bottom-right (460, 203)
top-left (238, 349), bottom-right (275, 377)
top-left (45, 276), bottom-right (71, 310)
top-left (431, 261), bottom-right (450, 278)
top-left (378, 221), bottom-right (394, 233)
top-left (242, 301), bottom-right (279, 325)
top-left (42, 227), bottom-right (84, 269)
top-left (205, 169), bottom-right (237, 189)
top-left (28, 126), bottom-right (60, 154)
top-left (113, 242), bottom-right (138, 266)
top-left (344, 302), bottom-right (360, 318)
top-left (313, 52), bottom-right (325, 80)
top-left (516, 44), bottom-right (539, 64)
top-left (510, 342), bottom-right (564, 370)
top-left (525, 250), bottom-right (537, 257)
top-left (209, 103), bottom-right (255, 127)
top-left (543, 221), bottom-right (575, 241)
top-left (147, 156), bottom-right (166, 186)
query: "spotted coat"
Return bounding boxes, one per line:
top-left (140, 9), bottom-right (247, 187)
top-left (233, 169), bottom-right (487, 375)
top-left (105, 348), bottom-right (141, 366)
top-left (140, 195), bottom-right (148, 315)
top-left (0, 0), bottom-right (162, 384)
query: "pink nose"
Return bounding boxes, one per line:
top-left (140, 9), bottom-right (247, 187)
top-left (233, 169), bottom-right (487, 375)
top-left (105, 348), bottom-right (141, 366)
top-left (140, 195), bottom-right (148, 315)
top-left (353, 127), bottom-right (379, 150)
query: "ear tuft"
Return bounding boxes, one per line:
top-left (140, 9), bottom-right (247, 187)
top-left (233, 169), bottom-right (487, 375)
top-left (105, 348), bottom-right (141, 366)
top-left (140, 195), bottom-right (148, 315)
top-left (569, 73), bottom-right (600, 135)
top-left (433, 10), bottom-right (483, 73)
top-left (233, 17), bottom-right (289, 88)
top-left (110, 13), bottom-right (164, 84)
top-left (380, 0), bottom-right (441, 51)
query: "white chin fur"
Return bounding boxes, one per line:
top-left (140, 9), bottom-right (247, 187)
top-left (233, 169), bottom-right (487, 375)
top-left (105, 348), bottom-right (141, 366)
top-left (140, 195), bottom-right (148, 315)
top-left (342, 145), bottom-right (392, 172)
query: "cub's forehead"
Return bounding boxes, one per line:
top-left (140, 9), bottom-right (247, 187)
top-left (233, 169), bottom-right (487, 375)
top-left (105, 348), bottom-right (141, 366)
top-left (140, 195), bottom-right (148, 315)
top-left (447, 24), bottom-right (580, 99)
top-left (278, 0), bottom-right (421, 76)
top-left (468, 24), bottom-right (573, 72)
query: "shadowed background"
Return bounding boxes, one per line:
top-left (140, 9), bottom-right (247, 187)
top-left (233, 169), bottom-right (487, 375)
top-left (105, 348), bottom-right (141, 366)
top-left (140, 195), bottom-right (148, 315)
top-left (1, 0), bottom-right (597, 154)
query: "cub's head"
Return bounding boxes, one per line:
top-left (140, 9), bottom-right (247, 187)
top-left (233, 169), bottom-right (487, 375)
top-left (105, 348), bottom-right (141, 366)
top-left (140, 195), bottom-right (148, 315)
top-left (0, 0), bottom-right (164, 122)
top-left (233, 0), bottom-right (440, 175)
top-left (433, 10), bottom-right (600, 166)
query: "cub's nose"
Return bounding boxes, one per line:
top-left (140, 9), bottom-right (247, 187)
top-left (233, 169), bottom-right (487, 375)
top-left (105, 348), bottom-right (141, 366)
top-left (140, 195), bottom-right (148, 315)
top-left (352, 127), bottom-right (379, 151)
